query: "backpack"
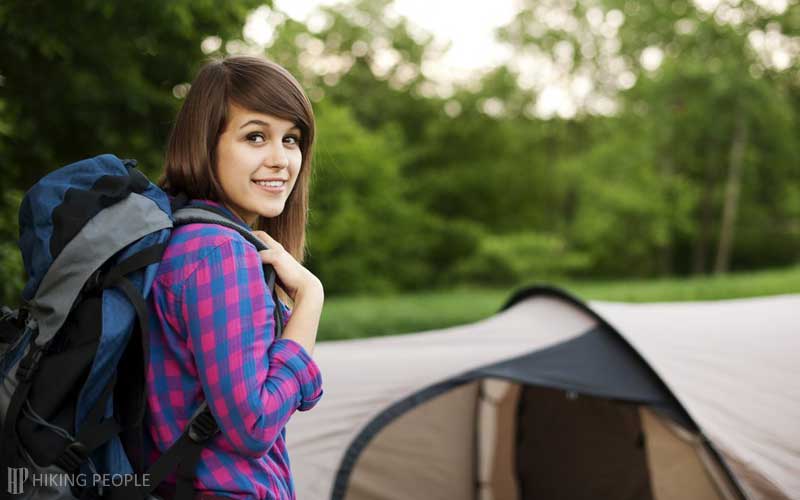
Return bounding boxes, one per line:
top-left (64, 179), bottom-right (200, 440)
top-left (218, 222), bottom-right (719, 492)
top-left (0, 154), bottom-right (284, 500)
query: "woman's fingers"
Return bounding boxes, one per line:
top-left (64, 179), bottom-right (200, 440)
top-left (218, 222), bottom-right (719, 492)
top-left (252, 233), bottom-right (282, 265)
top-left (253, 231), bottom-right (296, 293)
top-left (251, 230), bottom-right (321, 301)
top-left (256, 243), bottom-right (282, 268)
top-left (252, 230), bottom-right (283, 251)
top-left (257, 246), bottom-right (284, 266)
top-left (253, 231), bottom-right (286, 265)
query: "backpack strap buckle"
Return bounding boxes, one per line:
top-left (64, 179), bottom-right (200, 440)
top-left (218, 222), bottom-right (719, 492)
top-left (56, 440), bottom-right (89, 473)
top-left (187, 407), bottom-right (218, 443)
top-left (82, 269), bottom-right (105, 295)
top-left (17, 346), bottom-right (44, 382)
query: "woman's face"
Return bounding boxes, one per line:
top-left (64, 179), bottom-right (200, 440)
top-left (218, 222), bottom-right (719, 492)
top-left (215, 103), bottom-right (303, 226)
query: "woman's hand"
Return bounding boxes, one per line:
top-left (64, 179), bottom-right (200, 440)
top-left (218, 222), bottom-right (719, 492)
top-left (253, 231), bottom-right (323, 302)
top-left (253, 230), bottom-right (323, 355)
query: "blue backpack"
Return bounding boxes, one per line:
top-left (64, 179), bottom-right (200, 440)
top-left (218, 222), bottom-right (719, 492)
top-left (0, 154), bottom-right (283, 500)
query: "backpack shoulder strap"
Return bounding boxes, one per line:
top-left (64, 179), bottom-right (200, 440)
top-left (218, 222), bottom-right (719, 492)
top-left (172, 207), bottom-right (267, 251)
top-left (114, 402), bottom-right (217, 500)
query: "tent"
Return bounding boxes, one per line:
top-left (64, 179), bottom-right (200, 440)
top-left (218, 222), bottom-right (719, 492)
top-left (285, 287), bottom-right (800, 500)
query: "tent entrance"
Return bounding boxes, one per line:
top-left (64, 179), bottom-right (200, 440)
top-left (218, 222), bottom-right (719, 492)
top-left (479, 381), bottom-right (652, 499)
top-left (518, 385), bottom-right (651, 498)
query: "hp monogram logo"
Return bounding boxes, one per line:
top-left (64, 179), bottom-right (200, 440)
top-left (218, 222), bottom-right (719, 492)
top-left (7, 467), bottom-right (29, 494)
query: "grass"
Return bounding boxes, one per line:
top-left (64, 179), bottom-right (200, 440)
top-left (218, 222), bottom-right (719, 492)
top-left (318, 265), bottom-right (800, 341)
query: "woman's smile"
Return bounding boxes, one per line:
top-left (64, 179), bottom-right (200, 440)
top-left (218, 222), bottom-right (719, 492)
top-left (252, 179), bottom-right (287, 193)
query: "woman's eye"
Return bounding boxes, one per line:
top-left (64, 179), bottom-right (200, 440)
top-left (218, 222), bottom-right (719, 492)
top-left (284, 135), bottom-right (300, 146)
top-left (247, 133), bottom-right (265, 143)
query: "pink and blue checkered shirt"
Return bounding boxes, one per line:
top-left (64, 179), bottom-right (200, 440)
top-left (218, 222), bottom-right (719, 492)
top-left (144, 200), bottom-right (323, 500)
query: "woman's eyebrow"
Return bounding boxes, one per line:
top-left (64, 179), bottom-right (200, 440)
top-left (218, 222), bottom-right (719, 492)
top-left (239, 119), bottom-right (300, 132)
top-left (240, 119), bottom-right (268, 129)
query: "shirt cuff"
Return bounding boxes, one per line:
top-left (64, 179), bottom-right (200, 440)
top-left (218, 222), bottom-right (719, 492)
top-left (269, 338), bottom-right (323, 411)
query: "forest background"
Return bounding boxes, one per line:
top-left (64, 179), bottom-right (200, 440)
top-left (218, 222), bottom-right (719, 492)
top-left (1, 0), bottom-right (798, 336)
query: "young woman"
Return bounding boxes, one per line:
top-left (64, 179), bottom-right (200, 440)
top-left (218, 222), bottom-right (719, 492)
top-left (145, 55), bottom-right (324, 500)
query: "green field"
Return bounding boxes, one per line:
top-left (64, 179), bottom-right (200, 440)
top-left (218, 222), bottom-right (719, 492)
top-left (318, 265), bottom-right (800, 340)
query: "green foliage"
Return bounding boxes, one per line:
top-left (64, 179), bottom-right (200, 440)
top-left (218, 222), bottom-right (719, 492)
top-left (1, 0), bottom-right (798, 301)
top-left (266, 0), bottom-right (443, 145)
top-left (319, 286), bottom-right (509, 340)
top-left (562, 123), bottom-right (697, 276)
top-left (454, 231), bottom-right (589, 285)
top-left (307, 101), bottom-right (441, 293)
top-left (497, 0), bottom-right (799, 276)
top-left (0, 0), bottom-right (263, 304)
top-left (0, 190), bottom-right (24, 306)
top-left (320, 265), bottom-right (800, 339)
top-left (0, 0), bottom-right (265, 186)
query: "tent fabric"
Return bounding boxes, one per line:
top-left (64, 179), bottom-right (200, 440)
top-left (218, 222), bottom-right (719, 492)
top-left (287, 296), bottom-right (597, 499)
top-left (474, 325), bottom-right (691, 427)
top-left (476, 379), bottom-right (520, 500)
top-left (345, 382), bottom-right (479, 500)
top-left (591, 295), bottom-right (800, 499)
top-left (286, 289), bottom-right (800, 500)
top-left (640, 408), bottom-right (729, 500)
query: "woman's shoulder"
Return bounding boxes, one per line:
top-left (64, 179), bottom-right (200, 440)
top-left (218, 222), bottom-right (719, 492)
top-left (169, 222), bottom-right (251, 252)
top-left (155, 223), bottom-right (259, 287)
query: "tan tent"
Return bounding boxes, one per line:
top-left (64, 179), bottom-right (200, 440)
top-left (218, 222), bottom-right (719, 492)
top-left (286, 287), bottom-right (800, 500)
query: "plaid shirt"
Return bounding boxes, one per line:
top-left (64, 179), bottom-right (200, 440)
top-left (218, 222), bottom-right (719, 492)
top-left (144, 200), bottom-right (323, 500)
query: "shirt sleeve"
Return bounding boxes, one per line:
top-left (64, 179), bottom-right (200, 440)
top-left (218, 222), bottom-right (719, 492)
top-left (178, 238), bottom-right (323, 457)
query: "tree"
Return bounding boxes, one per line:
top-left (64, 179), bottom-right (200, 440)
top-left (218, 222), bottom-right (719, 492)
top-left (0, 0), bottom-right (264, 304)
top-left (497, 0), bottom-right (800, 274)
top-left (307, 100), bottom-right (442, 293)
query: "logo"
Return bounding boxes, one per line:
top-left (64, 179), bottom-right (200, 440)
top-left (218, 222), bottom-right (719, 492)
top-left (7, 467), bottom-right (28, 495)
top-left (5, 467), bottom-right (151, 494)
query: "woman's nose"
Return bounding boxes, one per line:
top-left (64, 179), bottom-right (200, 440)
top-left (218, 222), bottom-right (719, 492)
top-left (264, 141), bottom-right (289, 169)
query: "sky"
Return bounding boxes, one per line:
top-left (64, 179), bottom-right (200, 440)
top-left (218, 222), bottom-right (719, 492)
top-left (243, 0), bottom-right (658, 117)
top-left (241, 0), bottom-right (795, 119)
top-left (248, 0), bottom-right (592, 117)
top-left (264, 0), bottom-right (520, 85)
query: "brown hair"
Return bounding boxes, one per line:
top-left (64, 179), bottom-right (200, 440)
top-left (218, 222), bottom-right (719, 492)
top-left (160, 55), bottom-right (315, 263)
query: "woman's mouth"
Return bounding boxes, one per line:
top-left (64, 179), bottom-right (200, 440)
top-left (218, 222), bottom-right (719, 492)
top-left (252, 179), bottom-right (286, 193)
